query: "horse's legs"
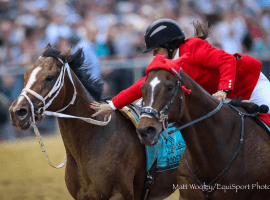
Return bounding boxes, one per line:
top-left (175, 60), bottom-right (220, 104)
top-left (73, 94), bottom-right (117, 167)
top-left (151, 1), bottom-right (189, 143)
top-left (65, 153), bottom-right (90, 200)
top-left (109, 193), bottom-right (125, 200)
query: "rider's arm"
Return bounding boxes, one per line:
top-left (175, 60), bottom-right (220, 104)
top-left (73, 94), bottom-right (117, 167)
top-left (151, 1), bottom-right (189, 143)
top-left (109, 76), bottom-right (147, 110)
top-left (183, 38), bottom-right (237, 92)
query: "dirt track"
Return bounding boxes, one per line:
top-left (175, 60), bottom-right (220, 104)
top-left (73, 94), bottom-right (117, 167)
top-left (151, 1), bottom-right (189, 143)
top-left (0, 134), bottom-right (179, 200)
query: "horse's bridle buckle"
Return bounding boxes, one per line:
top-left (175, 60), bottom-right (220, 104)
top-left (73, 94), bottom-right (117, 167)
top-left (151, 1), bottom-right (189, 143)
top-left (37, 107), bottom-right (44, 116)
top-left (159, 112), bottom-right (168, 126)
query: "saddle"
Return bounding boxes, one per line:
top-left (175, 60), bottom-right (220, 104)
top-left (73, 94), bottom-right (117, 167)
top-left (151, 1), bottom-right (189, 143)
top-left (106, 100), bottom-right (141, 127)
top-left (228, 99), bottom-right (270, 133)
top-left (119, 104), bottom-right (141, 127)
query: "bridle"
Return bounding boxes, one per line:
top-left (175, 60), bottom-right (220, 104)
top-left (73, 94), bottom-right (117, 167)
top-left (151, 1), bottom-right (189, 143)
top-left (140, 68), bottom-right (184, 137)
top-left (139, 68), bottom-right (259, 199)
top-left (20, 58), bottom-right (77, 121)
top-left (18, 57), bottom-right (111, 168)
top-left (140, 68), bottom-right (224, 136)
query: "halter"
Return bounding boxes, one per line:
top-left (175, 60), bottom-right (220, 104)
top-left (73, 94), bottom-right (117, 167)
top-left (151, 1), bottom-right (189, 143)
top-left (18, 57), bottom-right (111, 168)
top-left (140, 68), bottom-right (183, 137)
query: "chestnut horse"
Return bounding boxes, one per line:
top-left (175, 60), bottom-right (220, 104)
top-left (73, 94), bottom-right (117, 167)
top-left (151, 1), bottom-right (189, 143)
top-left (9, 45), bottom-right (177, 200)
top-left (137, 68), bottom-right (270, 200)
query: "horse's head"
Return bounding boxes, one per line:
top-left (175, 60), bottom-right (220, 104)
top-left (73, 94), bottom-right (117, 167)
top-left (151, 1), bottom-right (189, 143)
top-left (136, 54), bottom-right (191, 145)
top-left (136, 68), bottom-right (184, 145)
top-left (9, 44), bottom-right (71, 130)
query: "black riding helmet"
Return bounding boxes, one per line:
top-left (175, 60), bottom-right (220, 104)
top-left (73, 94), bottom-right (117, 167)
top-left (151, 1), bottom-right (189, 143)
top-left (142, 18), bottom-right (185, 59)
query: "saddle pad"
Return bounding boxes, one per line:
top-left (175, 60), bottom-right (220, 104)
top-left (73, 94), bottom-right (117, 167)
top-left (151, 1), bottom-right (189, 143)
top-left (258, 114), bottom-right (270, 127)
top-left (146, 125), bottom-right (186, 172)
top-left (107, 100), bottom-right (140, 127)
top-left (257, 113), bottom-right (270, 132)
top-left (119, 105), bottom-right (139, 127)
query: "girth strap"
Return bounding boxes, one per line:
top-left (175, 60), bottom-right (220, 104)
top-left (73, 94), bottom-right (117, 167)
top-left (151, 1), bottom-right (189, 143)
top-left (141, 158), bottom-right (158, 200)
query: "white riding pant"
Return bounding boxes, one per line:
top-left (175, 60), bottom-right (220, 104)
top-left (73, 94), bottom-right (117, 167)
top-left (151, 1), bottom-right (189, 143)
top-left (225, 72), bottom-right (270, 114)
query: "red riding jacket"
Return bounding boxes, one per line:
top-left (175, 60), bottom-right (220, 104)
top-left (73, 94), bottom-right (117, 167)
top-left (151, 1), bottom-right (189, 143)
top-left (111, 37), bottom-right (262, 109)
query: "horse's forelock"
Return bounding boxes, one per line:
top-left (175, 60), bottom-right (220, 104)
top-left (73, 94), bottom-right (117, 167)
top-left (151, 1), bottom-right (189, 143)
top-left (42, 47), bottom-right (66, 62)
top-left (40, 47), bottom-right (104, 102)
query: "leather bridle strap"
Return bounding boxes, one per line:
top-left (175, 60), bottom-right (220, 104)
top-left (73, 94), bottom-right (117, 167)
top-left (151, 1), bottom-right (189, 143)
top-left (184, 104), bottom-right (258, 199)
top-left (140, 68), bottom-right (183, 137)
top-left (168, 100), bottom-right (224, 134)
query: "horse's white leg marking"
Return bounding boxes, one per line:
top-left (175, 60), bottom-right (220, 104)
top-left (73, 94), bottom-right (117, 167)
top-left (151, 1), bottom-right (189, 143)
top-left (149, 77), bottom-right (160, 107)
top-left (16, 66), bottom-right (42, 107)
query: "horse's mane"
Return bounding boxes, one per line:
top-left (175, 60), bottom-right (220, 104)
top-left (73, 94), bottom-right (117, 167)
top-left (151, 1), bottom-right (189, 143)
top-left (42, 47), bottom-right (104, 102)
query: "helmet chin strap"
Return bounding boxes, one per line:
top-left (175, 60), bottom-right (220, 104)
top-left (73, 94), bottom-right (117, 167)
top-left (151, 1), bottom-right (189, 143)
top-left (167, 49), bottom-right (174, 59)
top-left (162, 43), bottom-right (177, 59)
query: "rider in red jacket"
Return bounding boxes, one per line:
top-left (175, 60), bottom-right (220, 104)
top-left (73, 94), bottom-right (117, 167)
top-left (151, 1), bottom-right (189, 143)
top-left (90, 19), bottom-right (269, 120)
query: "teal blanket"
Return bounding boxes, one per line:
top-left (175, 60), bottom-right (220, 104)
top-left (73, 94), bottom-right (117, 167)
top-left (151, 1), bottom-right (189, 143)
top-left (145, 124), bottom-right (186, 172)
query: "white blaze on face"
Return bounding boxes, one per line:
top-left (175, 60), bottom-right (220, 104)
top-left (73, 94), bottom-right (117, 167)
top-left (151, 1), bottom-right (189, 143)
top-left (149, 76), bottom-right (161, 107)
top-left (16, 66), bottom-right (42, 106)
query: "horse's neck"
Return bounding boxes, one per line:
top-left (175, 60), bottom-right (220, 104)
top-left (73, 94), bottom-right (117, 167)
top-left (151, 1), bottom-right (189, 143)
top-left (56, 71), bottom-right (99, 157)
top-left (179, 72), bottom-right (240, 170)
top-left (61, 70), bottom-right (96, 117)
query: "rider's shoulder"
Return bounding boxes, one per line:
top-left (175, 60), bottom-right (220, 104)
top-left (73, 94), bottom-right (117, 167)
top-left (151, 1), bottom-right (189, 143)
top-left (184, 37), bottom-right (210, 49)
top-left (186, 37), bottom-right (209, 44)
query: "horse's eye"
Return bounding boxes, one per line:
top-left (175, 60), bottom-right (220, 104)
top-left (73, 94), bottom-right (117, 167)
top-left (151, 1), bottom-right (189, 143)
top-left (167, 85), bottom-right (174, 91)
top-left (46, 75), bottom-right (55, 82)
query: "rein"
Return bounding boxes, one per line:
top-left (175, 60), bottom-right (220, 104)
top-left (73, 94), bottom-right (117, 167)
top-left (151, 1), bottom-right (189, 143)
top-left (19, 58), bottom-right (111, 168)
top-left (140, 68), bottom-right (225, 136)
top-left (139, 67), bottom-right (261, 199)
top-left (184, 104), bottom-right (259, 199)
top-left (167, 100), bottom-right (224, 134)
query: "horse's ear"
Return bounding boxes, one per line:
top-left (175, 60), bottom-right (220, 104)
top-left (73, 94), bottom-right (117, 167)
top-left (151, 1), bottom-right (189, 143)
top-left (60, 47), bottom-right (71, 58)
top-left (42, 43), bottom-right (51, 52)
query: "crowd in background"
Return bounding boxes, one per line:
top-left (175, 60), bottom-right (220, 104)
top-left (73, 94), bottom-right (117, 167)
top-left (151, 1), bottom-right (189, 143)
top-left (0, 0), bottom-right (269, 141)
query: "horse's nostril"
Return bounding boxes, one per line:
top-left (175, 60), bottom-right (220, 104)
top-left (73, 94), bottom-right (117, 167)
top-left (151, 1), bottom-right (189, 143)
top-left (15, 108), bottom-right (28, 118)
top-left (137, 126), bottom-right (157, 137)
top-left (146, 126), bottom-right (155, 134)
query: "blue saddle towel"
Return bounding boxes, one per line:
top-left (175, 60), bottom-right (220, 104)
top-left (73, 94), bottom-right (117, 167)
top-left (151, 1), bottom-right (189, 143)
top-left (145, 124), bottom-right (186, 172)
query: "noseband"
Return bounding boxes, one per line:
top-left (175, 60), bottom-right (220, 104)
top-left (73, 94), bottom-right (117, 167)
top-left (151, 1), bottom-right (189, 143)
top-left (140, 68), bottom-right (183, 136)
top-left (18, 57), bottom-right (111, 168)
top-left (20, 58), bottom-right (77, 124)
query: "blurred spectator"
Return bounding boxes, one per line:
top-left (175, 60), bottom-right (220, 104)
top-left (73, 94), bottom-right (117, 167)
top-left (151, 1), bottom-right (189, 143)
top-left (0, 92), bottom-right (11, 141)
top-left (0, 19), bottom-right (13, 64)
top-left (0, 73), bottom-right (15, 100)
top-left (178, 1), bottom-right (204, 39)
top-left (45, 13), bottom-right (71, 47)
top-left (0, 0), bottom-right (269, 64)
top-left (71, 23), bottom-right (101, 80)
top-left (253, 29), bottom-right (270, 56)
top-left (102, 66), bottom-right (134, 97)
top-left (112, 23), bottom-right (136, 59)
top-left (212, 8), bottom-right (247, 54)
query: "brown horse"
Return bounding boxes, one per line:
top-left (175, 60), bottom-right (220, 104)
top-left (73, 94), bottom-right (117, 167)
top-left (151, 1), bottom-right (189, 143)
top-left (137, 68), bottom-right (270, 200)
top-left (9, 44), bottom-right (177, 200)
